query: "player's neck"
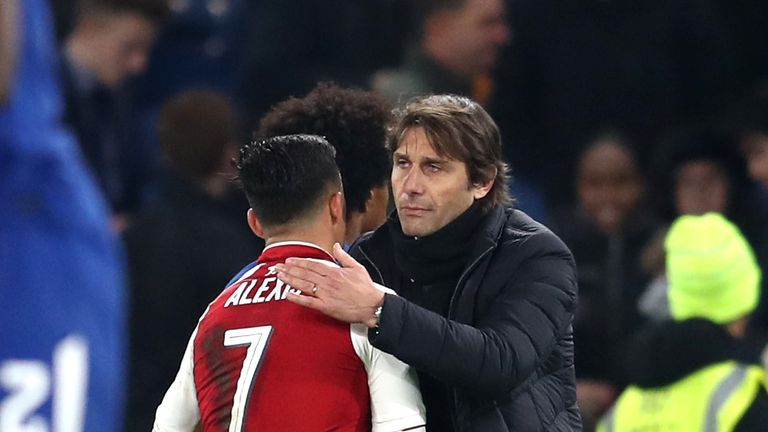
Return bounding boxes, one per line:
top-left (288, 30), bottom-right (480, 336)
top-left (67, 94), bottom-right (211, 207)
top-left (264, 227), bottom-right (336, 258)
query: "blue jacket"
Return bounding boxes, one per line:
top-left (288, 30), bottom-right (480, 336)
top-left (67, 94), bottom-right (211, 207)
top-left (0, 0), bottom-right (125, 429)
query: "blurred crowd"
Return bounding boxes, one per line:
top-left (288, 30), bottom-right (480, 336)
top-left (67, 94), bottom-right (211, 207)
top-left (45, 0), bottom-right (768, 430)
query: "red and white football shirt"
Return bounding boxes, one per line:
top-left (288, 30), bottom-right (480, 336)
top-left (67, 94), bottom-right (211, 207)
top-left (153, 242), bottom-right (425, 432)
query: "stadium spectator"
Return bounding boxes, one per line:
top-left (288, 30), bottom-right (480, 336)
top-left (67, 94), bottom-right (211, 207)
top-left (729, 90), bottom-right (768, 337)
top-left (638, 126), bottom-right (764, 323)
top-left (551, 133), bottom-right (659, 430)
top-left (124, 89), bottom-right (262, 432)
top-left (61, 0), bottom-right (168, 222)
top-left (372, 0), bottom-right (509, 106)
top-left (732, 91), bottom-right (768, 189)
top-left (1, 0), bottom-right (126, 429)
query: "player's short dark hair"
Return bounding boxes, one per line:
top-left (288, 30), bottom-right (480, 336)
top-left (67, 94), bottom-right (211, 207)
top-left (257, 82), bottom-right (391, 218)
top-left (389, 94), bottom-right (511, 211)
top-left (237, 134), bottom-right (341, 228)
top-left (157, 90), bottom-right (237, 180)
top-left (79, 0), bottom-right (170, 24)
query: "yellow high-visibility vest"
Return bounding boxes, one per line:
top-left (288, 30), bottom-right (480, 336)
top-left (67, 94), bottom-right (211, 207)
top-left (597, 361), bottom-right (766, 432)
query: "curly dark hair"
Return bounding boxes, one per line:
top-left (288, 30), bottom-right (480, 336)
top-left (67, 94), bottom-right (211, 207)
top-left (257, 82), bottom-right (392, 218)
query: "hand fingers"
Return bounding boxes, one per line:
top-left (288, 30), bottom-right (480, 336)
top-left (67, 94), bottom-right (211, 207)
top-left (286, 291), bottom-right (325, 311)
top-left (283, 257), bottom-right (335, 277)
top-left (332, 243), bottom-right (364, 270)
top-left (275, 261), bottom-right (327, 284)
top-left (276, 268), bottom-right (318, 295)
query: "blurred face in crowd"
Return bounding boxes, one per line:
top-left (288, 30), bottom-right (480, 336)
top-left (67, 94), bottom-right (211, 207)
top-left (392, 127), bottom-right (491, 236)
top-left (742, 133), bottom-right (768, 188)
top-left (427, 0), bottom-right (510, 77)
top-left (77, 11), bottom-right (158, 87)
top-left (675, 160), bottom-right (729, 215)
top-left (577, 140), bottom-right (644, 234)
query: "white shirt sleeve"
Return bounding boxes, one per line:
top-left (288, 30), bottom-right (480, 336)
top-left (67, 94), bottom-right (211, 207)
top-left (351, 285), bottom-right (426, 432)
top-left (152, 326), bottom-right (202, 431)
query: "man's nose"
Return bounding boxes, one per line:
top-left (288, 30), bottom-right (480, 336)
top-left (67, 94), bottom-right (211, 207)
top-left (401, 168), bottom-right (424, 195)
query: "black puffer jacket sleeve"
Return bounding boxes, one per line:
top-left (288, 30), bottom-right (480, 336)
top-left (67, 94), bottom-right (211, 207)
top-left (369, 229), bottom-right (578, 398)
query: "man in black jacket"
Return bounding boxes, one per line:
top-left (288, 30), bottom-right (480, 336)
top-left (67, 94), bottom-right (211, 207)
top-left (277, 94), bottom-right (581, 431)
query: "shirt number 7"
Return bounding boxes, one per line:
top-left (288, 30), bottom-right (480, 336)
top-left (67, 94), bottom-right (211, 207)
top-left (223, 326), bottom-right (273, 432)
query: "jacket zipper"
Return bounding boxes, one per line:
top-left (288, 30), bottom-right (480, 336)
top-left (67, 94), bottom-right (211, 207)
top-left (447, 245), bottom-right (495, 318)
top-left (447, 245), bottom-right (495, 432)
top-left (362, 240), bottom-right (498, 432)
top-left (357, 246), bottom-right (384, 284)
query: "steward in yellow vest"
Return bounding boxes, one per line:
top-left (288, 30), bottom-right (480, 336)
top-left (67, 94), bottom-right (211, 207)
top-left (598, 213), bottom-right (768, 432)
top-left (597, 319), bottom-right (768, 432)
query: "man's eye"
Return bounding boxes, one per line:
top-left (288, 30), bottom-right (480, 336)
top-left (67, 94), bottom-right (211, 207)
top-left (427, 164), bottom-right (441, 172)
top-left (396, 158), bottom-right (410, 167)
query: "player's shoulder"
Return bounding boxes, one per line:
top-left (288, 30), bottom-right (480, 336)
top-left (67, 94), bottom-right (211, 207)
top-left (224, 261), bottom-right (262, 288)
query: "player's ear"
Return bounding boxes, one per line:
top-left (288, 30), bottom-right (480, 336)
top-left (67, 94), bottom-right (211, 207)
top-left (329, 191), bottom-right (344, 225)
top-left (247, 209), bottom-right (265, 239)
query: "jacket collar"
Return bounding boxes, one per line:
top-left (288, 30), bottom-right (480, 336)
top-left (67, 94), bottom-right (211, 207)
top-left (357, 205), bottom-right (508, 284)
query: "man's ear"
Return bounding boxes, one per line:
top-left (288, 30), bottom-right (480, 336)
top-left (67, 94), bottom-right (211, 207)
top-left (362, 189), bottom-right (374, 213)
top-left (329, 191), bottom-right (345, 225)
top-left (472, 167), bottom-right (497, 200)
top-left (246, 209), bottom-right (265, 238)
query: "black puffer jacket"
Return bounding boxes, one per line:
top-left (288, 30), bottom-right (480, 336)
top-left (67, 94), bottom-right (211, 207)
top-left (352, 206), bottom-right (581, 431)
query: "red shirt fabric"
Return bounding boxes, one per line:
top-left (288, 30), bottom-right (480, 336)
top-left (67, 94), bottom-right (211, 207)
top-left (153, 241), bottom-right (425, 432)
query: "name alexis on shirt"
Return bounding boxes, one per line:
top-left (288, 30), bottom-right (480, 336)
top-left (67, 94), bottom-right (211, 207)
top-left (224, 276), bottom-right (301, 308)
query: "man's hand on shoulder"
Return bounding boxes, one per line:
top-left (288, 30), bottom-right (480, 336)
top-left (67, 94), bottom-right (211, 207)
top-left (277, 243), bottom-right (385, 326)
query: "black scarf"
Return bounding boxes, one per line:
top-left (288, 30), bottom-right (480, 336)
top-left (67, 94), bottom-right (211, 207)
top-left (387, 202), bottom-right (486, 284)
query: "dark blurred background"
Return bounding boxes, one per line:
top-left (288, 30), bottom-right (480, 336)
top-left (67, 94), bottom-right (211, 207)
top-left (45, 0), bottom-right (768, 429)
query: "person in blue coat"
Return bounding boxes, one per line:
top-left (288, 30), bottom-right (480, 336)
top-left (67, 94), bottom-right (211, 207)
top-left (0, 0), bottom-right (126, 430)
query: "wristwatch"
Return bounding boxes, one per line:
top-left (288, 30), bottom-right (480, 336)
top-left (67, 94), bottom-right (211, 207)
top-left (373, 305), bottom-right (383, 328)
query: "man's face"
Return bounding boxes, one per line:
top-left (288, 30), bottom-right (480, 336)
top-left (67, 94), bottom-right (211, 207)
top-left (577, 141), bottom-right (643, 234)
top-left (742, 133), bottom-right (768, 188)
top-left (435, 0), bottom-right (510, 76)
top-left (89, 12), bottom-right (157, 87)
top-left (391, 127), bottom-right (490, 236)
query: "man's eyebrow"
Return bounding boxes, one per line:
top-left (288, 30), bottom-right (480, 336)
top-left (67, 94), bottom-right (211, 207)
top-left (422, 156), bottom-right (449, 165)
top-left (393, 151), bottom-right (450, 165)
